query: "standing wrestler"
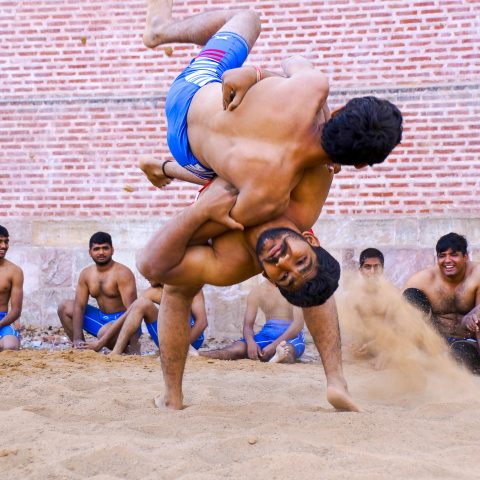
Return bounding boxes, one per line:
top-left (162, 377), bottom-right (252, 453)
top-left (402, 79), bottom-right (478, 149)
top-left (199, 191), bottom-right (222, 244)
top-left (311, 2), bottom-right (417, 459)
top-left (0, 225), bottom-right (23, 351)
top-left (201, 280), bottom-right (305, 364)
top-left (57, 232), bottom-right (138, 350)
top-left (404, 233), bottom-right (480, 370)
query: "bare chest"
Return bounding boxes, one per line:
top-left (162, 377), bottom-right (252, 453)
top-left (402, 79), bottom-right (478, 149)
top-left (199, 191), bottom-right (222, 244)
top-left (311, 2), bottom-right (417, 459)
top-left (430, 281), bottom-right (476, 315)
top-left (87, 276), bottom-right (120, 300)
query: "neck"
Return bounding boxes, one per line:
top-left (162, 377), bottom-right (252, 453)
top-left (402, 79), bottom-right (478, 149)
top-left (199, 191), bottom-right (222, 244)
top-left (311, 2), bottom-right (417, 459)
top-left (95, 260), bottom-right (114, 272)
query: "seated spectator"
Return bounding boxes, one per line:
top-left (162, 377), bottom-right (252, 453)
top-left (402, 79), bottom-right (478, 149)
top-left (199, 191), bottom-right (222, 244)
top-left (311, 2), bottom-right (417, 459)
top-left (0, 225), bottom-right (23, 351)
top-left (403, 232), bottom-right (480, 372)
top-left (201, 280), bottom-right (305, 364)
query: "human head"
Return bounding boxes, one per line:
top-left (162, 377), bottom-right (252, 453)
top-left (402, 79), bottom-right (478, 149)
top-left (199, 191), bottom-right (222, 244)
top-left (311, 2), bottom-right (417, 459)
top-left (88, 231), bottom-right (113, 266)
top-left (0, 225), bottom-right (9, 260)
top-left (359, 248), bottom-right (384, 277)
top-left (322, 96), bottom-right (403, 167)
top-left (435, 232), bottom-right (468, 256)
top-left (435, 232), bottom-right (468, 278)
top-left (255, 227), bottom-right (340, 307)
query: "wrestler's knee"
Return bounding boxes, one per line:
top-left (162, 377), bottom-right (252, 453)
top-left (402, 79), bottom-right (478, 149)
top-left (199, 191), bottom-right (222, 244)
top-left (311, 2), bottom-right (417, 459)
top-left (2, 336), bottom-right (19, 351)
top-left (57, 299), bottom-right (73, 318)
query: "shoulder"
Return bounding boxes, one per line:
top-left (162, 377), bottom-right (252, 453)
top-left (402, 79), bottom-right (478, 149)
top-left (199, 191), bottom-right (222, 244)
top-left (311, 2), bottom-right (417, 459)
top-left (1, 260), bottom-right (23, 279)
top-left (113, 262), bottom-right (135, 276)
top-left (404, 267), bottom-right (436, 290)
top-left (467, 262), bottom-right (480, 280)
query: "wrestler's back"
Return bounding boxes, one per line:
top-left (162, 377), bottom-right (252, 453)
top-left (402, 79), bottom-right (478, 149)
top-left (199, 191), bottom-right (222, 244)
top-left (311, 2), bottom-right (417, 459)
top-left (187, 77), bottom-right (325, 196)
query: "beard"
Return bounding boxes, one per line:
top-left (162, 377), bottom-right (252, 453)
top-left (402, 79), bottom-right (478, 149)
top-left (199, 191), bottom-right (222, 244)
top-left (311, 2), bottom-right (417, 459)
top-left (255, 227), bottom-right (304, 261)
top-left (93, 257), bottom-right (112, 267)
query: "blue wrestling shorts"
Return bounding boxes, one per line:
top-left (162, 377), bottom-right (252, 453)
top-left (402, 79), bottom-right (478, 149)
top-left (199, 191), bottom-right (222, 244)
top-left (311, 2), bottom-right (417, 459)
top-left (241, 320), bottom-right (306, 359)
top-left (0, 312), bottom-right (20, 339)
top-left (145, 314), bottom-right (205, 350)
top-left (82, 305), bottom-right (126, 338)
top-left (165, 31), bottom-right (249, 180)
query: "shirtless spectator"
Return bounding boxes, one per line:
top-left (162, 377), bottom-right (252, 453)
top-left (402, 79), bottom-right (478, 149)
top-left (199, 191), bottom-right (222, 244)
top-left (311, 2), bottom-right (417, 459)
top-left (201, 280), bottom-right (304, 364)
top-left (0, 225), bottom-right (23, 351)
top-left (89, 285), bottom-right (208, 355)
top-left (404, 233), bottom-right (480, 371)
top-left (57, 232), bottom-right (138, 351)
top-left (343, 248), bottom-right (395, 368)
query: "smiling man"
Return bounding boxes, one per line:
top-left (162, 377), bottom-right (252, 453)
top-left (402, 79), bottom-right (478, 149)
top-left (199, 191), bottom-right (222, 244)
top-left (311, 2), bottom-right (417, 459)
top-left (0, 225), bottom-right (24, 351)
top-left (403, 233), bottom-right (480, 371)
top-left (57, 232), bottom-right (138, 351)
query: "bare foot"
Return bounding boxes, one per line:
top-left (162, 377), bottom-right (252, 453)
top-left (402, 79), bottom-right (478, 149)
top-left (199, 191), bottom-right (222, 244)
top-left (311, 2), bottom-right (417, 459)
top-left (139, 157), bottom-right (173, 188)
top-left (142, 0), bottom-right (175, 47)
top-left (269, 341), bottom-right (289, 363)
top-left (326, 385), bottom-right (361, 412)
top-left (188, 345), bottom-right (199, 357)
top-left (153, 394), bottom-right (184, 410)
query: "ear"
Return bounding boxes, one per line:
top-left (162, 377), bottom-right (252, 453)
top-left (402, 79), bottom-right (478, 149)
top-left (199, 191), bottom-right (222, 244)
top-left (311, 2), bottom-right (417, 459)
top-left (302, 230), bottom-right (320, 247)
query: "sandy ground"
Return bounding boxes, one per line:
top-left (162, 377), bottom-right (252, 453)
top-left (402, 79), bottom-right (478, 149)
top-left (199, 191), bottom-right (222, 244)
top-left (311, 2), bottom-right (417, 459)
top-left (1, 340), bottom-right (480, 480)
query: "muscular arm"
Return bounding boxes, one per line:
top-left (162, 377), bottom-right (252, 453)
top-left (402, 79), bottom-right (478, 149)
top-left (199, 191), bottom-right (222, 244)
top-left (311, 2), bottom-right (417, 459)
top-left (137, 179), bottom-right (243, 285)
top-left (0, 268), bottom-right (23, 328)
top-left (117, 269), bottom-right (137, 310)
top-left (72, 273), bottom-right (90, 343)
top-left (190, 290), bottom-right (208, 344)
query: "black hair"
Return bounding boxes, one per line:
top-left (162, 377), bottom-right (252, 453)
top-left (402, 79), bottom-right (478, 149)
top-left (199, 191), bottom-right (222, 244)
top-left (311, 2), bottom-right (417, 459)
top-left (89, 231), bottom-right (112, 249)
top-left (359, 247), bottom-right (384, 267)
top-left (0, 225), bottom-right (9, 238)
top-left (436, 232), bottom-right (468, 256)
top-left (322, 96), bottom-right (403, 166)
top-left (278, 246), bottom-right (340, 307)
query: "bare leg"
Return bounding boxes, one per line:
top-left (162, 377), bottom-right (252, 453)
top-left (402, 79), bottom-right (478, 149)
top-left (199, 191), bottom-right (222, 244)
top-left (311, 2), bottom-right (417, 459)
top-left (143, 0), bottom-right (260, 50)
top-left (111, 298), bottom-right (159, 355)
top-left (303, 297), bottom-right (361, 412)
top-left (139, 157), bottom-right (207, 189)
top-left (155, 284), bottom-right (201, 410)
top-left (57, 300), bottom-right (75, 341)
top-left (200, 341), bottom-right (247, 360)
top-left (269, 341), bottom-right (296, 364)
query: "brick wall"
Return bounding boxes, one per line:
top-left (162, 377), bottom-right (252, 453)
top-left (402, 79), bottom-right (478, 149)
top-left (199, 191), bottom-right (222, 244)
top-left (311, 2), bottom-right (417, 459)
top-left (1, 0), bottom-right (479, 217)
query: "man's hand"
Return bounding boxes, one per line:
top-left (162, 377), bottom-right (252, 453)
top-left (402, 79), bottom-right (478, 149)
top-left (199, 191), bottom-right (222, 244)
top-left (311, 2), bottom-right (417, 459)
top-left (246, 340), bottom-right (261, 360)
top-left (221, 67), bottom-right (257, 111)
top-left (462, 312), bottom-right (479, 333)
top-left (196, 178), bottom-right (244, 230)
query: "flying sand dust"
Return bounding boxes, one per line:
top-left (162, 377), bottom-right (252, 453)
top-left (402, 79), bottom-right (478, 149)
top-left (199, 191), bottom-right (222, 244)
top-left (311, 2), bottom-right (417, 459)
top-left (337, 271), bottom-right (479, 404)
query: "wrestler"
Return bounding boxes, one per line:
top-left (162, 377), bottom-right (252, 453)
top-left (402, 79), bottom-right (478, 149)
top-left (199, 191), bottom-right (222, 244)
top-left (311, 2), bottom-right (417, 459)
top-left (141, 0), bottom-right (403, 233)
top-left (57, 232), bottom-right (138, 351)
top-left (404, 233), bottom-right (480, 371)
top-left (0, 225), bottom-right (23, 351)
top-left (201, 280), bottom-right (305, 364)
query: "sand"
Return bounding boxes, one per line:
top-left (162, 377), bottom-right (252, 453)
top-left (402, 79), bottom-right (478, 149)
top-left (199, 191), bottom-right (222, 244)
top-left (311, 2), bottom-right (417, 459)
top-left (1, 344), bottom-right (480, 480)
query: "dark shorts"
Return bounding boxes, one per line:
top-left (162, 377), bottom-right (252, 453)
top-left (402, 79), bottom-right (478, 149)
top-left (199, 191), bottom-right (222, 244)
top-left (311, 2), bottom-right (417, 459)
top-left (165, 31), bottom-right (249, 180)
top-left (241, 320), bottom-right (306, 358)
top-left (0, 312), bottom-right (19, 339)
top-left (82, 305), bottom-right (125, 338)
top-left (146, 314), bottom-right (205, 350)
